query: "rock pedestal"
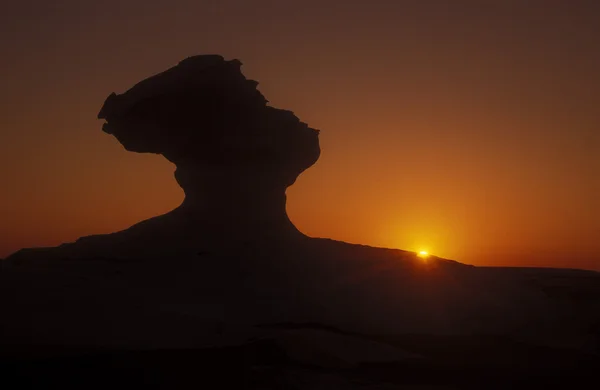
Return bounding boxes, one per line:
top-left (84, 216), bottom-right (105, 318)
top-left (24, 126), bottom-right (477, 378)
top-left (96, 55), bottom-right (320, 245)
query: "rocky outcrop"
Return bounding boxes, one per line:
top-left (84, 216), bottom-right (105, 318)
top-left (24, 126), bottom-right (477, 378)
top-left (7, 55), bottom-right (320, 260)
top-left (98, 55), bottom-right (320, 236)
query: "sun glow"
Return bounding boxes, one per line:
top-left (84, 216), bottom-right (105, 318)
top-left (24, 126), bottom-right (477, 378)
top-left (418, 251), bottom-right (429, 258)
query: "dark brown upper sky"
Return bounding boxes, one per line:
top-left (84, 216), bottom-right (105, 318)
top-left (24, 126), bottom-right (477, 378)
top-left (1, 0), bottom-right (599, 269)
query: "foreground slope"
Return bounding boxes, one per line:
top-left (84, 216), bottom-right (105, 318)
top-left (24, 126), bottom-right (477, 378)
top-left (2, 237), bottom-right (599, 353)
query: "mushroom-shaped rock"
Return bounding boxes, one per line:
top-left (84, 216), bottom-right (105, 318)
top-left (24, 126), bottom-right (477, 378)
top-left (99, 55), bottom-right (320, 237)
top-left (9, 55), bottom-right (321, 261)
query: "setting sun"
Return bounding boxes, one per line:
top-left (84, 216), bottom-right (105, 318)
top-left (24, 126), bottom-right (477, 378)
top-left (418, 251), bottom-right (429, 258)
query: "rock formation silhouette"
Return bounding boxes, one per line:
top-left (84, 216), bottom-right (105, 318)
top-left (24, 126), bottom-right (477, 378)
top-left (98, 55), bottom-right (319, 237)
top-left (1, 56), bottom-right (599, 387)
top-left (9, 55), bottom-right (320, 260)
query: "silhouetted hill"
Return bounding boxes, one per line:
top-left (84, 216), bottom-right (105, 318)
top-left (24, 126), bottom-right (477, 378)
top-left (1, 55), bottom-right (599, 388)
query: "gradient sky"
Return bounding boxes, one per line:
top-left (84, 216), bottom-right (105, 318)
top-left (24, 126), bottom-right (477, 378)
top-left (1, 0), bottom-right (598, 270)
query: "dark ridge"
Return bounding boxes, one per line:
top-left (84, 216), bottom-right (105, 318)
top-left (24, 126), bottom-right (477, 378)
top-left (2, 55), bottom-right (600, 388)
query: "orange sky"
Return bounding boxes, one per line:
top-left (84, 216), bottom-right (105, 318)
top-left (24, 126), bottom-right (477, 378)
top-left (1, 1), bottom-right (599, 270)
